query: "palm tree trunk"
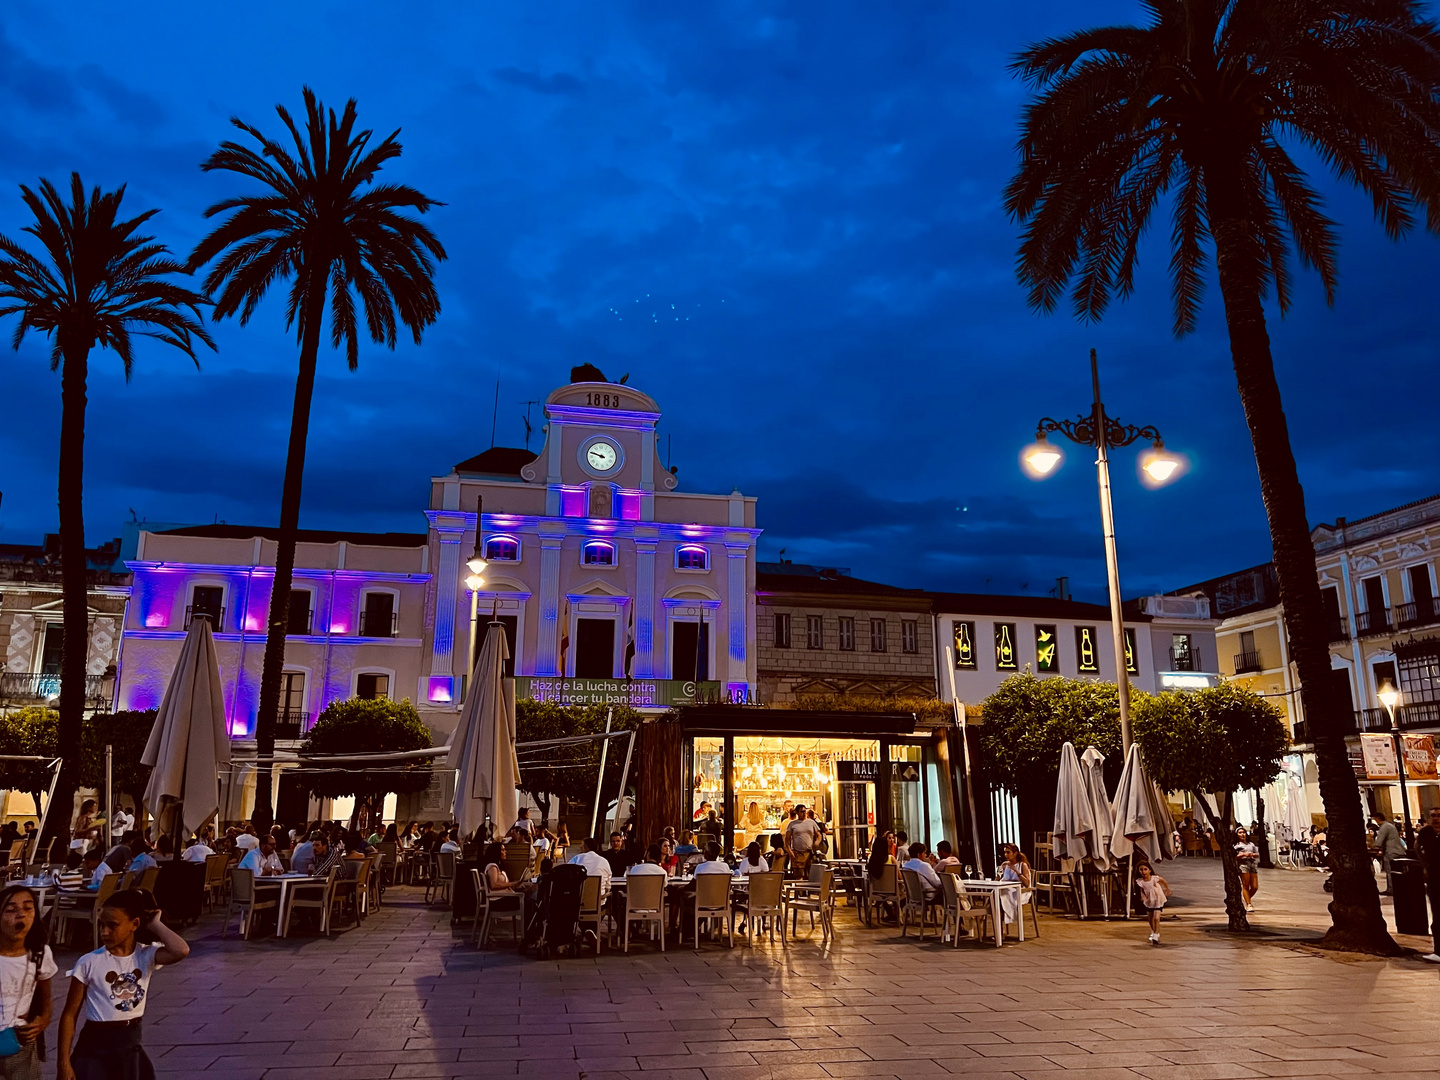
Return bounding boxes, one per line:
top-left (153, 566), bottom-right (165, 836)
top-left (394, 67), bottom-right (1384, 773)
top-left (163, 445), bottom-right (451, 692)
top-left (252, 283), bottom-right (328, 835)
top-left (1209, 186), bottom-right (1397, 954)
top-left (48, 341), bottom-right (91, 847)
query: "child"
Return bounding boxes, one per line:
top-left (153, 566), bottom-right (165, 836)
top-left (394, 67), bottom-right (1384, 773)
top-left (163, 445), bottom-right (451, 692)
top-left (0, 884), bottom-right (57, 1080)
top-left (57, 889), bottom-right (189, 1080)
top-left (1135, 862), bottom-right (1171, 945)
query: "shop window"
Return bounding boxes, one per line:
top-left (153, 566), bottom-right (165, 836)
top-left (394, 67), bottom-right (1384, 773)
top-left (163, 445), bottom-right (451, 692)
top-left (774, 613), bottom-right (791, 649)
top-left (1075, 626), bottom-right (1099, 672)
top-left (806, 615), bottom-right (823, 650)
top-left (1124, 627), bottom-right (1139, 674)
top-left (870, 619), bottom-right (887, 653)
top-left (286, 589), bottom-right (313, 635)
top-left (838, 617), bottom-right (855, 652)
top-left (581, 540), bottom-right (615, 567)
top-left (1035, 624), bottom-right (1058, 672)
top-left (574, 618), bottom-right (615, 678)
top-left (356, 672), bottom-right (390, 700)
top-left (484, 536), bottom-right (519, 562)
top-left (359, 591), bottom-right (396, 637)
top-left (902, 619), bottom-right (918, 655)
top-left (676, 545), bottom-right (709, 570)
top-left (994, 623), bottom-right (1017, 670)
top-left (953, 621), bottom-right (976, 669)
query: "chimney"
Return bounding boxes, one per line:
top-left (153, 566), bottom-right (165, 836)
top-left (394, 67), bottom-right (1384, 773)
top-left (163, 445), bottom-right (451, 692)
top-left (1055, 576), bottom-right (1070, 602)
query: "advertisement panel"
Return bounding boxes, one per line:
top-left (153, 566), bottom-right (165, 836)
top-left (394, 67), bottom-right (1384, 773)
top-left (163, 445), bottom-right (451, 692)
top-left (1359, 733), bottom-right (1399, 781)
top-left (1403, 734), bottom-right (1438, 781)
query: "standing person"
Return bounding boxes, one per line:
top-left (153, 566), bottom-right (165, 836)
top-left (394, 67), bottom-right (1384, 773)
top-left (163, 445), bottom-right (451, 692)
top-left (0, 885), bottom-right (56, 1080)
top-left (57, 889), bottom-right (190, 1080)
top-left (1414, 805), bottom-right (1440, 964)
top-left (1234, 827), bottom-right (1261, 912)
top-left (1371, 812), bottom-right (1407, 895)
top-left (783, 804), bottom-right (821, 878)
top-left (1135, 862), bottom-right (1172, 945)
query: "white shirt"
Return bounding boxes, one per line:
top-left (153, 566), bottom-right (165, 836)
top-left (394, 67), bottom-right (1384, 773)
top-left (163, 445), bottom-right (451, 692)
top-left (181, 844), bottom-right (215, 864)
top-left (70, 943), bottom-right (160, 1021)
top-left (901, 858), bottom-right (943, 897)
top-left (738, 857), bottom-right (769, 875)
top-left (235, 834), bottom-right (260, 851)
top-left (568, 850), bottom-right (613, 894)
top-left (0, 948), bottom-right (56, 1028)
top-left (239, 849), bottom-right (282, 877)
top-left (512, 818), bottom-right (535, 837)
top-left (626, 862), bottom-right (666, 877)
top-left (111, 811), bottom-right (134, 834)
top-left (92, 863), bottom-right (115, 887)
top-left (695, 859), bottom-right (732, 875)
top-left (439, 840), bottom-right (462, 854)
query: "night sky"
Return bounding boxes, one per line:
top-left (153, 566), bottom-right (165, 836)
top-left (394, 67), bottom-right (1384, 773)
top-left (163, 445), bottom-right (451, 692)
top-left (2, 2), bottom-right (1437, 603)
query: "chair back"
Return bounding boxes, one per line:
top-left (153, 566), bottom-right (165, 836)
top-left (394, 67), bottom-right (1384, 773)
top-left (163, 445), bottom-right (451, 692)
top-left (376, 842), bottom-right (398, 859)
top-left (694, 872), bottom-right (730, 911)
top-left (746, 871), bottom-right (783, 910)
top-left (435, 850), bottom-right (456, 884)
top-left (470, 867), bottom-right (487, 908)
top-left (354, 857), bottom-right (373, 889)
top-left (231, 867), bottom-right (255, 904)
top-left (816, 868), bottom-right (833, 905)
top-left (941, 871), bottom-right (961, 907)
top-left (500, 843), bottom-right (530, 882)
top-left (872, 862), bottom-right (898, 899)
top-left (579, 874), bottom-right (601, 916)
top-left (94, 872), bottom-right (120, 908)
top-left (204, 852), bottom-right (228, 889)
top-left (900, 868), bottom-right (924, 906)
top-left (8, 840), bottom-right (26, 863)
top-left (139, 867), bottom-right (159, 892)
top-left (807, 858), bottom-right (827, 884)
top-left (625, 872), bottom-right (665, 913)
top-left (119, 870), bottom-right (139, 890)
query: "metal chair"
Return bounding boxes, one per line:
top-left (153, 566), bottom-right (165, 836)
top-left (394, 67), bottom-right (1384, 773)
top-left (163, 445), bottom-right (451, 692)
top-left (899, 868), bottom-right (942, 941)
top-left (622, 872), bottom-right (665, 953)
top-left (692, 872), bottom-right (733, 949)
top-left (222, 869), bottom-right (279, 939)
top-left (731, 871), bottom-right (784, 946)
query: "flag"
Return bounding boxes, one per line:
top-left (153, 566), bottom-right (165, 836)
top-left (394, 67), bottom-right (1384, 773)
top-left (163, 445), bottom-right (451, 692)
top-left (623, 602), bottom-right (636, 678)
top-left (558, 595), bottom-right (570, 675)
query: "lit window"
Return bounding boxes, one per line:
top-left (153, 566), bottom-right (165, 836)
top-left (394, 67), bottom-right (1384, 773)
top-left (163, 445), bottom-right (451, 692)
top-left (484, 536), bottom-right (519, 562)
top-left (676, 546), bottom-right (709, 570)
top-left (582, 541), bottom-right (615, 566)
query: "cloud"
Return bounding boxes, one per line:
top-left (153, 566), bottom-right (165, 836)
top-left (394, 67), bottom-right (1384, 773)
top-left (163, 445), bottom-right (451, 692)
top-left (492, 67), bottom-right (586, 97)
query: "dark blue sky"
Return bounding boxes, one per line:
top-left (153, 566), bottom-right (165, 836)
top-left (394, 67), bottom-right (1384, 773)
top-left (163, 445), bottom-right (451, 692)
top-left (2, 2), bottom-right (1437, 603)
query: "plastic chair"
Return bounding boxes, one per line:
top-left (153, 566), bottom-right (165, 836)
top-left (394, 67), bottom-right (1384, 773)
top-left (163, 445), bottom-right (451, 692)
top-left (138, 867), bottom-right (160, 893)
top-left (577, 874), bottom-right (605, 954)
top-left (786, 868), bottom-right (835, 942)
top-left (622, 873), bottom-right (665, 953)
top-left (222, 869), bottom-right (279, 939)
top-left (692, 873), bottom-right (733, 950)
top-left (54, 874), bottom-right (120, 949)
top-left (864, 863), bottom-right (899, 927)
top-left (731, 871), bottom-right (784, 946)
top-left (939, 873), bottom-right (990, 947)
top-left (426, 851), bottom-right (456, 905)
top-left (282, 867), bottom-right (338, 937)
top-left (900, 868), bottom-right (941, 941)
top-left (202, 853), bottom-right (229, 910)
top-left (474, 867), bottom-right (523, 946)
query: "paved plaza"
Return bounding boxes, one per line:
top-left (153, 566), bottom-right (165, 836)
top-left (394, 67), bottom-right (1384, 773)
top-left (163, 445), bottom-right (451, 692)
top-left (53, 859), bottom-right (1438, 1080)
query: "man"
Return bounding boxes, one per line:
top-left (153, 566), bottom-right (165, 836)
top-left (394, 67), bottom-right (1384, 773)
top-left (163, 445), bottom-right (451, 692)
top-left (239, 835), bottom-right (283, 877)
top-left (181, 836), bottom-right (215, 863)
top-left (784, 803), bottom-right (822, 877)
top-left (693, 801), bottom-right (712, 823)
top-left (901, 841), bottom-right (944, 901)
top-left (111, 804), bottom-right (134, 835)
top-left (602, 832), bottom-right (634, 877)
top-left (568, 836), bottom-right (613, 897)
top-left (312, 835), bottom-right (344, 878)
top-left (933, 840), bottom-right (960, 873)
top-left (82, 848), bottom-right (107, 888)
top-left (694, 842), bottom-right (731, 876)
top-left (235, 825), bottom-right (260, 852)
top-left (100, 834), bottom-right (135, 878)
top-left (291, 832), bottom-right (317, 875)
top-left (1415, 805), bottom-right (1440, 963)
top-left (122, 832), bottom-right (157, 874)
top-left (1372, 812), bottom-right (1407, 895)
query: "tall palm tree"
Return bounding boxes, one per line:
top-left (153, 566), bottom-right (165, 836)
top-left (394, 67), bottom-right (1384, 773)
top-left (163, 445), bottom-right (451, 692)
top-left (189, 88), bottom-right (446, 831)
top-left (1005, 0), bottom-right (1440, 952)
top-left (0, 175), bottom-right (212, 841)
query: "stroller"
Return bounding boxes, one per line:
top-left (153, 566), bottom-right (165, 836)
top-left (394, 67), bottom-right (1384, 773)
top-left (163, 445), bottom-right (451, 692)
top-left (522, 863), bottom-right (588, 958)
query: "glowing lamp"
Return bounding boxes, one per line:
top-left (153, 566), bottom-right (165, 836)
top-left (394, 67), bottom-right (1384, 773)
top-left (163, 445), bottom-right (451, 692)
top-left (1378, 680), bottom-right (1400, 712)
top-left (1021, 432), bottom-right (1064, 478)
top-left (1139, 439), bottom-right (1182, 486)
top-left (465, 574), bottom-right (485, 591)
top-left (467, 556), bottom-right (488, 576)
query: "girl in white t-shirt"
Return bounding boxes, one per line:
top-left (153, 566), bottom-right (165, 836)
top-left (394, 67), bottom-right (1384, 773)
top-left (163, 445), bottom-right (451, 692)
top-left (0, 884), bottom-right (56, 1080)
top-left (57, 889), bottom-right (189, 1080)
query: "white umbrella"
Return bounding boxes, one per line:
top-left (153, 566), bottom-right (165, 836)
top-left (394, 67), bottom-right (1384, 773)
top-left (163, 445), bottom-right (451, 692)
top-left (1080, 745), bottom-right (1116, 872)
top-left (1282, 771), bottom-right (1309, 851)
top-left (1109, 744), bottom-right (1174, 917)
top-left (1052, 742), bottom-right (1096, 861)
top-left (140, 617), bottom-right (231, 838)
top-left (449, 621), bottom-right (521, 839)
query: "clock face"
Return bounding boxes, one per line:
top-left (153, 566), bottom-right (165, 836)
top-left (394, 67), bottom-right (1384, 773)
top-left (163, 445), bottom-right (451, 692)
top-left (585, 440), bottom-right (619, 472)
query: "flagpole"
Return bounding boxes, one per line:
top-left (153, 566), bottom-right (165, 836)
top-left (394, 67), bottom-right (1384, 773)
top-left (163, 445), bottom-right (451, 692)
top-left (589, 707), bottom-right (614, 841)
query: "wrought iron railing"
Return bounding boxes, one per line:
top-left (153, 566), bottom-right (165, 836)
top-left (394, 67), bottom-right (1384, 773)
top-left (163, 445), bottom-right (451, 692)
top-left (274, 708), bottom-right (309, 740)
top-left (1354, 608), bottom-right (1391, 637)
top-left (185, 605), bottom-right (225, 632)
top-left (286, 608), bottom-right (314, 635)
top-left (358, 610), bottom-right (397, 638)
top-left (1327, 617), bottom-right (1350, 643)
top-left (0, 672), bottom-right (107, 705)
top-left (1234, 651), bottom-right (1263, 674)
top-left (1168, 647), bottom-right (1196, 671)
top-left (1395, 597), bottom-right (1440, 630)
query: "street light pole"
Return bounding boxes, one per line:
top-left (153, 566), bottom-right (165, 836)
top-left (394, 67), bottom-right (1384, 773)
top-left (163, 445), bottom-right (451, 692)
top-left (1377, 681), bottom-right (1414, 848)
top-left (1022, 349), bottom-right (1183, 755)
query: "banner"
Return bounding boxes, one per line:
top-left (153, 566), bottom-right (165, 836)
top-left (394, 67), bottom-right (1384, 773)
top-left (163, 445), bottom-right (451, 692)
top-left (514, 677), bottom-right (720, 708)
top-left (1359, 734), bottom-right (1398, 781)
top-left (1403, 734), bottom-right (1438, 781)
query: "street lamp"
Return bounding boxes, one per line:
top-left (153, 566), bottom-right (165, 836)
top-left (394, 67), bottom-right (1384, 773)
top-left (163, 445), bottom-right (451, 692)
top-left (1377, 679), bottom-right (1415, 847)
top-left (1023, 348), bottom-right (1183, 752)
top-left (466, 496), bottom-right (487, 684)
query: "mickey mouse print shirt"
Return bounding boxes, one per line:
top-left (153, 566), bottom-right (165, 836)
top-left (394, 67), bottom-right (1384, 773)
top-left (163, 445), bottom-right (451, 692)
top-left (70, 943), bottom-right (160, 1022)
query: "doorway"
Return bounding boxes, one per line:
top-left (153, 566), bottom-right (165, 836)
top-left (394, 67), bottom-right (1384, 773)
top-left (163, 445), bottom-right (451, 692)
top-left (671, 620), bottom-right (710, 681)
top-left (574, 618), bottom-right (615, 678)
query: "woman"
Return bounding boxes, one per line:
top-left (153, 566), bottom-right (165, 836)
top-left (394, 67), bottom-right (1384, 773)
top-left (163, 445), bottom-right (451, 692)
top-left (1234, 827), bottom-right (1261, 912)
top-left (658, 838), bottom-right (679, 876)
top-left (674, 830), bottom-right (699, 859)
top-left (745, 801), bottom-right (765, 830)
top-left (382, 823), bottom-right (399, 845)
top-left (737, 842), bottom-right (769, 875)
top-left (867, 831), bottom-right (895, 880)
top-left (480, 842), bottom-right (534, 900)
top-left (768, 834), bottom-right (788, 876)
top-left (68, 800), bottom-right (100, 868)
top-left (998, 843), bottom-right (1032, 927)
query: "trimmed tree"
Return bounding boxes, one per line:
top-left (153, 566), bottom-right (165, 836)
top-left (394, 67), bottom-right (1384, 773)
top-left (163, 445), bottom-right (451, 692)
top-left (514, 701), bottom-right (642, 827)
top-left (978, 673), bottom-right (1123, 795)
top-left (300, 698), bottom-right (434, 830)
top-left (80, 710), bottom-right (157, 820)
top-left (1133, 684), bottom-right (1289, 932)
top-left (0, 707), bottom-right (60, 818)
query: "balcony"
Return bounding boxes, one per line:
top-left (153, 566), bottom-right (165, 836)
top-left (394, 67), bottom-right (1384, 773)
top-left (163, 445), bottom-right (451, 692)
top-left (1327, 617), bottom-right (1350, 643)
top-left (1395, 597), bottom-right (1440, 630)
top-left (1168, 647), bottom-right (1196, 672)
top-left (286, 608), bottom-right (314, 636)
top-left (1354, 608), bottom-right (1391, 637)
top-left (1234, 651), bottom-right (1263, 674)
top-left (185, 605), bottom-right (225, 632)
top-left (274, 708), bottom-right (309, 741)
top-left (358, 610), bottom-right (397, 638)
top-left (1356, 702), bottom-right (1440, 733)
top-left (0, 672), bottom-right (108, 708)
top-left (1291, 720), bottom-right (1309, 744)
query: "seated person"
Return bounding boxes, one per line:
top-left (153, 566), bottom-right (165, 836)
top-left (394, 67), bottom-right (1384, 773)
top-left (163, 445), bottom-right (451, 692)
top-left (123, 833), bottom-right (158, 874)
top-left (239, 835), bottom-right (284, 878)
top-left (674, 842), bottom-right (732, 937)
top-left (438, 829), bottom-right (463, 854)
top-left (601, 832), bottom-right (633, 877)
top-left (695, 842), bottom-right (731, 876)
top-left (180, 836), bottom-right (215, 863)
top-left (737, 842), bottom-right (769, 875)
top-left (933, 840), bottom-right (960, 873)
top-left (658, 839), bottom-right (679, 876)
top-left (568, 837), bottom-right (614, 897)
top-left (312, 836), bottom-right (343, 878)
top-left (290, 833), bottom-right (317, 875)
top-left (768, 834), bottom-right (788, 874)
top-left (626, 844), bottom-right (668, 878)
top-left (674, 830), bottom-right (699, 861)
top-left (81, 848), bottom-right (106, 888)
top-left (900, 841), bottom-right (943, 901)
top-left (481, 841), bottom-right (535, 896)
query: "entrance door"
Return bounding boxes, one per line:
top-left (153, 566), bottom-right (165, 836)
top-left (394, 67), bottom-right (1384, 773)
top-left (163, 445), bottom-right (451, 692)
top-left (837, 781), bottom-right (874, 860)
top-left (671, 620), bottom-right (710, 681)
top-left (574, 618), bottom-right (615, 678)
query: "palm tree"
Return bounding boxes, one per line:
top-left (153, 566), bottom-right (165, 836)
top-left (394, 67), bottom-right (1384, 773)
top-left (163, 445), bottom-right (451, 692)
top-left (189, 88), bottom-right (446, 831)
top-left (0, 175), bottom-right (212, 842)
top-left (1005, 0), bottom-right (1440, 952)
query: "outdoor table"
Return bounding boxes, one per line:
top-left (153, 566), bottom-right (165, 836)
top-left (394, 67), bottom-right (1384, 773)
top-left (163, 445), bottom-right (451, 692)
top-left (956, 879), bottom-right (1021, 948)
top-left (267, 873), bottom-right (328, 938)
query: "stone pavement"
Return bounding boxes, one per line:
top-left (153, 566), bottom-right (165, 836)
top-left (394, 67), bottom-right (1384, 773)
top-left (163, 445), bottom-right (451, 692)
top-left (44, 859), bottom-right (1439, 1080)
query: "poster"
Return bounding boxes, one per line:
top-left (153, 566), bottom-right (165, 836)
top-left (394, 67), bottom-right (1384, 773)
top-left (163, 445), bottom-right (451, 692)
top-left (1403, 734), bottom-right (1438, 781)
top-left (1359, 733), bottom-right (1398, 781)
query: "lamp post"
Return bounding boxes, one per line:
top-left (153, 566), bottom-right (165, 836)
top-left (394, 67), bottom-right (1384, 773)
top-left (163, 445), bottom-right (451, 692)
top-left (1377, 680), bottom-right (1415, 848)
top-left (464, 497), bottom-right (487, 686)
top-left (1021, 348), bottom-right (1182, 752)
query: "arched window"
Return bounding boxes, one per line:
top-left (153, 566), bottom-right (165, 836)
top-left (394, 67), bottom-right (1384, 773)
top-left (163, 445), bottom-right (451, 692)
top-left (581, 541), bottom-right (616, 567)
top-left (675, 545), bottom-right (709, 571)
top-left (484, 536), bottom-right (520, 562)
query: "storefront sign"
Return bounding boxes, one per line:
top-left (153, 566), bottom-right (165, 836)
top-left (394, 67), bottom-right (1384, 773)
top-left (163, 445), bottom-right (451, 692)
top-left (514, 677), bottom-right (720, 707)
top-left (1403, 734), bottom-right (1438, 781)
top-left (836, 760), bottom-right (921, 783)
top-left (1359, 733), bottom-right (1399, 781)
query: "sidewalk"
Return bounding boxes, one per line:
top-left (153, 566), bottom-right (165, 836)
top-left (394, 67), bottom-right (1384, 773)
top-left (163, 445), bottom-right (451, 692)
top-left (87, 862), bottom-right (1440, 1080)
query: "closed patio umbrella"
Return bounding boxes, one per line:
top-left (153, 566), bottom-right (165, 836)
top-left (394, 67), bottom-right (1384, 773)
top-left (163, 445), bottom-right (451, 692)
top-left (1052, 742), bottom-right (1096, 862)
top-left (1080, 746), bottom-right (1115, 872)
top-left (1282, 771), bottom-right (1310, 852)
top-left (1109, 744), bottom-right (1174, 916)
top-left (449, 621), bottom-right (521, 840)
top-left (140, 616), bottom-right (232, 838)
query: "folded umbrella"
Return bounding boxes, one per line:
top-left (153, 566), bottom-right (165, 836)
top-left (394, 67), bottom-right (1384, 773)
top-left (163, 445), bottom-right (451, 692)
top-left (449, 621), bottom-right (521, 839)
top-left (1080, 745), bottom-right (1115, 872)
top-left (1108, 743), bottom-right (1172, 865)
top-left (1052, 741), bottom-right (1096, 862)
